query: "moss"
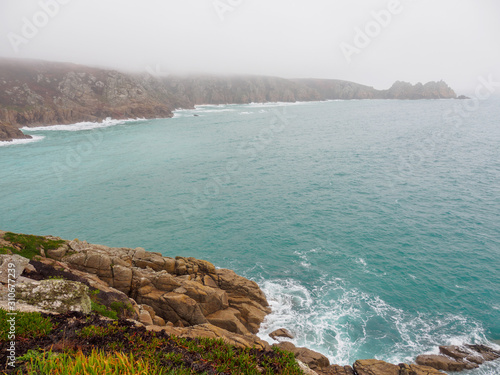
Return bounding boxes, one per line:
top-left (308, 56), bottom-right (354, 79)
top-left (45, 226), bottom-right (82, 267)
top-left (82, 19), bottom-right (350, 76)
top-left (0, 246), bottom-right (14, 255)
top-left (110, 301), bottom-right (134, 317)
top-left (3, 232), bottom-right (65, 260)
top-left (91, 300), bottom-right (118, 320)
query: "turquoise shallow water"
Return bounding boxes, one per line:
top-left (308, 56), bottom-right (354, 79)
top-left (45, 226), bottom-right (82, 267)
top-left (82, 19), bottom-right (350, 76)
top-left (1, 99), bottom-right (499, 373)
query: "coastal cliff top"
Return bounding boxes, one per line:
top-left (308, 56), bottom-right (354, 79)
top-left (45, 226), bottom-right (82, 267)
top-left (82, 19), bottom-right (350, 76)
top-left (0, 58), bottom-right (459, 141)
top-left (2, 230), bottom-right (498, 374)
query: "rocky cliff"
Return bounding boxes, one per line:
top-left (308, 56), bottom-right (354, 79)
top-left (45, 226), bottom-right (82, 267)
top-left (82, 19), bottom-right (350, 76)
top-left (293, 78), bottom-right (457, 100)
top-left (2, 230), bottom-right (499, 374)
top-left (0, 58), bottom-right (460, 141)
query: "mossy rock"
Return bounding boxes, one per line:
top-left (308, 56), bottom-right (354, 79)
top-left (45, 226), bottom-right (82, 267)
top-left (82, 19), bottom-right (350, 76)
top-left (16, 279), bottom-right (91, 314)
top-left (2, 232), bottom-right (66, 260)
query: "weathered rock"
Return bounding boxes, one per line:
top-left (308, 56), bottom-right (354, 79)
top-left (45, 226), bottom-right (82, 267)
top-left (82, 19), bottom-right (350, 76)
top-left (203, 275), bottom-right (218, 288)
top-left (398, 363), bottom-right (447, 375)
top-left (354, 359), bottom-right (400, 375)
top-left (319, 364), bottom-right (354, 375)
top-left (24, 257), bottom-right (137, 319)
top-left (295, 347), bottom-right (330, 370)
top-left (439, 345), bottom-right (485, 364)
top-left (297, 360), bottom-right (320, 375)
top-left (153, 271), bottom-right (180, 291)
top-left (140, 304), bottom-right (156, 319)
top-left (133, 249), bottom-right (169, 272)
top-left (179, 279), bottom-right (228, 316)
top-left (16, 279), bottom-right (91, 314)
top-left (206, 308), bottom-right (250, 335)
top-left (275, 341), bottom-right (296, 352)
top-left (161, 293), bottom-right (207, 326)
top-left (147, 323), bottom-right (270, 350)
top-left (465, 344), bottom-right (500, 361)
top-left (46, 244), bottom-right (69, 260)
top-left (4, 231), bottom-right (271, 338)
top-left (0, 254), bottom-right (30, 283)
top-left (111, 264), bottom-right (133, 293)
top-left (216, 269), bottom-right (268, 307)
top-left (0, 123), bottom-right (31, 141)
top-left (274, 342), bottom-right (330, 370)
top-left (138, 309), bottom-right (153, 326)
top-left (153, 316), bottom-right (166, 326)
top-left (269, 328), bottom-right (294, 340)
top-left (415, 354), bottom-right (476, 371)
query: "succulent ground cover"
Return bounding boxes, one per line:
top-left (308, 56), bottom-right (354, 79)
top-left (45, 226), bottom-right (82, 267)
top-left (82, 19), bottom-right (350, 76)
top-left (0, 310), bottom-right (303, 375)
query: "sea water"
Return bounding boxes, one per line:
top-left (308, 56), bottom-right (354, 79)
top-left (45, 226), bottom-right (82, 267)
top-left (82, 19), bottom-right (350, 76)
top-left (1, 99), bottom-right (499, 374)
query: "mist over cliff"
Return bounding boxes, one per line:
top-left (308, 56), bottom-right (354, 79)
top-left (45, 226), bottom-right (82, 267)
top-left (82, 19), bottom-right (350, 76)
top-left (0, 58), bottom-right (458, 141)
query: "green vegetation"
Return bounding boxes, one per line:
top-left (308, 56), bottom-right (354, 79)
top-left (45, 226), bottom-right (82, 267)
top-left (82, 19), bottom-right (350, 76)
top-left (77, 321), bottom-right (126, 339)
top-left (21, 349), bottom-right (176, 375)
top-left (110, 301), bottom-right (134, 316)
top-left (3, 232), bottom-right (65, 260)
top-left (0, 246), bottom-right (14, 255)
top-left (0, 309), bottom-right (53, 341)
top-left (88, 289), bottom-right (134, 320)
top-left (0, 309), bottom-right (304, 374)
top-left (91, 300), bottom-right (118, 320)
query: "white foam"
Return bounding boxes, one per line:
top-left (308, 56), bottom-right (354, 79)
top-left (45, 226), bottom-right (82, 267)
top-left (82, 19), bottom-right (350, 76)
top-left (22, 118), bottom-right (145, 132)
top-left (356, 258), bottom-right (367, 267)
top-left (0, 135), bottom-right (45, 147)
top-left (257, 277), bottom-right (497, 369)
top-left (245, 101), bottom-right (311, 108)
top-left (193, 108), bottom-right (235, 113)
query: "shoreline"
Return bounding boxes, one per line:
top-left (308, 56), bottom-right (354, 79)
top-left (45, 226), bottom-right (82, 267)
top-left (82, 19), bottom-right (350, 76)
top-left (0, 58), bottom-right (461, 142)
top-left (1, 96), bottom-right (464, 143)
top-left (1, 230), bottom-right (499, 374)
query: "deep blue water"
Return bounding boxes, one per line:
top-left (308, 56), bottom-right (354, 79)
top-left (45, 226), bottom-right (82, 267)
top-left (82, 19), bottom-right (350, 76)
top-left (1, 99), bottom-right (499, 373)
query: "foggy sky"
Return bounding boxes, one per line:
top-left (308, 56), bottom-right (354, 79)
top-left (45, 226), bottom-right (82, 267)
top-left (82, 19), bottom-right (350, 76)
top-left (1, 0), bottom-right (499, 94)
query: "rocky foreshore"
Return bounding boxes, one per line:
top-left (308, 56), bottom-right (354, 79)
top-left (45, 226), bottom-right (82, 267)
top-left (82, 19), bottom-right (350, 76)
top-left (0, 58), bottom-right (461, 141)
top-left (1, 230), bottom-right (498, 374)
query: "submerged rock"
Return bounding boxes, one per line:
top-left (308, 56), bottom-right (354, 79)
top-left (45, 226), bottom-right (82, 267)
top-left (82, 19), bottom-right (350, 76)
top-left (416, 344), bottom-right (500, 372)
top-left (353, 359), bottom-right (446, 375)
top-left (0, 123), bottom-right (32, 142)
top-left (270, 327), bottom-right (294, 340)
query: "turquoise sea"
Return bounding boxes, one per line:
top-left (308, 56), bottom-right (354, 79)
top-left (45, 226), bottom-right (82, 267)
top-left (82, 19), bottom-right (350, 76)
top-left (1, 99), bottom-right (499, 374)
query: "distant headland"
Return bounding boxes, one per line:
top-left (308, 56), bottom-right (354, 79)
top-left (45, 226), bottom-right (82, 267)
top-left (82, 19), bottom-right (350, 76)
top-left (0, 58), bottom-right (460, 141)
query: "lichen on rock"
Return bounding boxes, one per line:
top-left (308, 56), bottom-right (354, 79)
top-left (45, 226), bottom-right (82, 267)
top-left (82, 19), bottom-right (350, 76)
top-left (16, 279), bottom-right (91, 314)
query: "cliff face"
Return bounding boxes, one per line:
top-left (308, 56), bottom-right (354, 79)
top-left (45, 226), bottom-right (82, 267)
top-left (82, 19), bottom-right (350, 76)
top-left (383, 80), bottom-right (457, 99)
top-left (293, 78), bottom-right (457, 100)
top-left (0, 59), bottom-right (174, 133)
top-left (0, 58), bottom-right (458, 141)
top-left (0, 123), bottom-right (32, 142)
